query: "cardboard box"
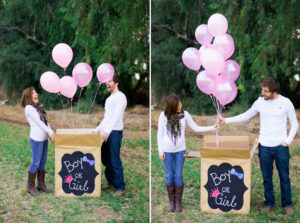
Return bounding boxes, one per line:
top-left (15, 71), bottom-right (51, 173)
top-left (55, 129), bottom-right (101, 197)
top-left (199, 135), bottom-right (253, 214)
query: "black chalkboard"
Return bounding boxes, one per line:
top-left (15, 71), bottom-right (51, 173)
top-left (58, 151), bottom-right (99, 196)
top-left (204, 162), bottom-right (248, 212)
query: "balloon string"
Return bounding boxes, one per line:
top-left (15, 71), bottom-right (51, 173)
top-left (85, 83), bottom-right (101, 128)
top-left (76, 88), bottom-right (83, 127)
top-left (215, 128), bottom-right (219, 148)
top-left (59, 93), bottom-right (71, 128)
top-left (70, 98), bottom-right (75, 128)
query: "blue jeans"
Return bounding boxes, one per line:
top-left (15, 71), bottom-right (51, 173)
top-left (29, 138), bottom-right (48, 173)
top-left (259, 144), bottom-right (292, 207)
top-left (163, 150), bottom-right (186, 186)
top-left (101, 131), bottom-right (125, 190)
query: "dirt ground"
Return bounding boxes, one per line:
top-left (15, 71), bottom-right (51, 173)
top-left (1, 105), bottom-right (299, 147)
top-left (0, 104), bottom-right (149, 140)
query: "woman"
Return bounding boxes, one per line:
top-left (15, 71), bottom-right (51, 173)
top-left (157, 94), bottom-right (217, 212)
top-left (21, 87), bottom-right (55, 196)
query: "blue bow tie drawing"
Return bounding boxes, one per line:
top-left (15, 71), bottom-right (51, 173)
top-left (83, 156), bottom-right (95, 166)
top-left (230, 168), bottom-right (244, 180)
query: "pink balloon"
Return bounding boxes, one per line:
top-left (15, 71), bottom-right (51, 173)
top-left (221, 60), bottom-right (240, 81)
top-left (199, 44), bottom-right (212, 53)
top-left (207, 13), bottom-right (228, 37)
top-left (96, 63), bottom-right (114, 83)
top-left (196, 70), bottom-right (216, 95)
top-left (214, 76), bottom-right (237, 106)
top-left (213, 34), bottom-right (234, 60)
top-left (182, 47), bottom-right (201, 71)
top-left (200, 48), bottom-right (224, 76)
top-left (52, 43), bottom-right (73, 69)
top-left (40, 71), bottom-right (60, 93)
top-left (59, 76), bottom-right (77, 98)
top-left (72, 62), bottom-right (93, 88)
top-left (195, 24), bottom-right (213, 47)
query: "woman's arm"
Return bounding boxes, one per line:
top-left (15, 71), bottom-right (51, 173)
top-left (185, 111), bottom-right (215, 132)
top-left (157, 112), bottom-right (165, 153)
top-left (25, 106), bottom-right (54, 136)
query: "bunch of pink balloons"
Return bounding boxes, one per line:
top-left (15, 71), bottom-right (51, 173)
top-left (182, 13), bottom-right (240, 106)
top-left (40, 42), bottom-right (115, 99)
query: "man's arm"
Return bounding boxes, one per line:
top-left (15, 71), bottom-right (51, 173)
top-left (283, 102), bottom-right (299, 145)
top-left (224, 107), bottom-right (258, 124)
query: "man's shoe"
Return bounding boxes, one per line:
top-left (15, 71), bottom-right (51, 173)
top-left (260, 206), bottom-right (273, 213)
top-left (102, 184), bottom-right (113, 190)
top-left (285, 206), bottom-right (294, 216)
top-left (112, 190), bottom-right (125, 197)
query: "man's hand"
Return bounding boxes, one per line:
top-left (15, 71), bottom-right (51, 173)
top-left (159, 152), bottom-right (165, 160)
top-left (280, 142), bottom-right (288, 146)
top-left (101, 132), bottom-right (109, 142)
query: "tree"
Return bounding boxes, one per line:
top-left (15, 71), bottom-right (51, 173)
top-left (152, 0), bottom-right (300, 114)
top-left (0, 0), bottom-right (149, 108)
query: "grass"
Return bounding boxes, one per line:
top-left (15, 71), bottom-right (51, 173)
top-left (151, 130), bottom-right (300, 223)
top-left (0, 122), bottom-right (149, 223)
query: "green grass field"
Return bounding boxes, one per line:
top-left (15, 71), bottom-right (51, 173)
top-left (0, 122), bottom-right (149, 223)
top-left (151, 130), bottom-right (300, 223)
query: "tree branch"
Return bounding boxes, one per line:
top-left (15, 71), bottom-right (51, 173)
top-left (152, 23), bottom-right (198, 45)
top-left (1, 25), bottom-right (47, 46)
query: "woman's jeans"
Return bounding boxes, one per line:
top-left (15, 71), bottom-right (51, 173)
top-left (259, 144), bottom-right (292, 207)
top-left (29, 138), bottom-right (48, 173)
top-left (163, 150), bottom-right (186, 186)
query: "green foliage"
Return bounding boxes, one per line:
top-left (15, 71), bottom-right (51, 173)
top-left (0, 0), bottom-right (149, 108)
top-left (0, 121), bottom-right (149, 222)
top-left (152, 0), bottom-right (300, 114)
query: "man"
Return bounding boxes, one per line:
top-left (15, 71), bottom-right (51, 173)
top-left (218, 77), bottom-right (298, 216)
top-left (93, 74), bottom-right (127, 197)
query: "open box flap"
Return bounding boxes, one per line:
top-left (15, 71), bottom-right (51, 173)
top-left (199, 135), bottom-right (250, 159)
top-left (204, 135), bottom-right (249, 149)
top-left (199, 147), bottom-right (250, 159)
top-left (55, 129), bottom-right (100, 147)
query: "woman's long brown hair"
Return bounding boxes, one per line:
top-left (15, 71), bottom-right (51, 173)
top-left (164, 94), bottom-right (181, 119)
top-left (21, 87), bottom-right (35, 107)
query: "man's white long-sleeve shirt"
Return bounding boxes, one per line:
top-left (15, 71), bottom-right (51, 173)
top-left (94, 91), bottom-right (127, 135)
top-left (25, 105), bottom-right (54, 142)
top-left (157, 111), bottom-right (215, 153)
top-left (225, 95), bottom-right (299, 146)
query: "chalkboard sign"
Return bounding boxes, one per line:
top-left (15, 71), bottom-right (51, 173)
top-left (204, 162), bottom-right (248, 212)
top-left (58, 151), bottom-right (99, 196)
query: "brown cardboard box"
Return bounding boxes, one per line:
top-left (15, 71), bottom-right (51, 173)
top-left (55, 129), bottom-right (101, 197)
top-left (199, 135), bottom-right (253, 214)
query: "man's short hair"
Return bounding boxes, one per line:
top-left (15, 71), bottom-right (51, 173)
top-left (260, 77), bottom-right (280, 93)
top-left (113, 75), bottom-right (121, 87)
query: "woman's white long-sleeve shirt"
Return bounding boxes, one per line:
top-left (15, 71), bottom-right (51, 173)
top-left (225, 95), bottom-right (299, 146)
top-left (25, 105), bottom-right (54, 142)
top-left (157, 111), bottom-right (215, 153)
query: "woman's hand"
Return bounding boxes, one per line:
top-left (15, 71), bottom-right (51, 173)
top-left (217, 115), bottom-right (225, 125)
top-left (159, 152), bottom-right (165, 160)
top-left (49, 134), bottom-right (55, 146)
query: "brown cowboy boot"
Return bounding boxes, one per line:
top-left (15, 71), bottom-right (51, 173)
top-left (174, 184), bottom-right (184, 213)
top-left (37, 170), bottom-right (52, 193)
top-left (27, 171), bottom-right (38, 196)
top-left (166, 183), bottom-right (175, 212)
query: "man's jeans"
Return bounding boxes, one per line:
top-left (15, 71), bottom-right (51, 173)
top-left (29, 138), bottom-right (48, 173)
top-left (259, 144), bottom-right (292, 207)
top-left (101, 131), bottom-right (125, 190)
top-left (163, 150), bottom-right (186, 186)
